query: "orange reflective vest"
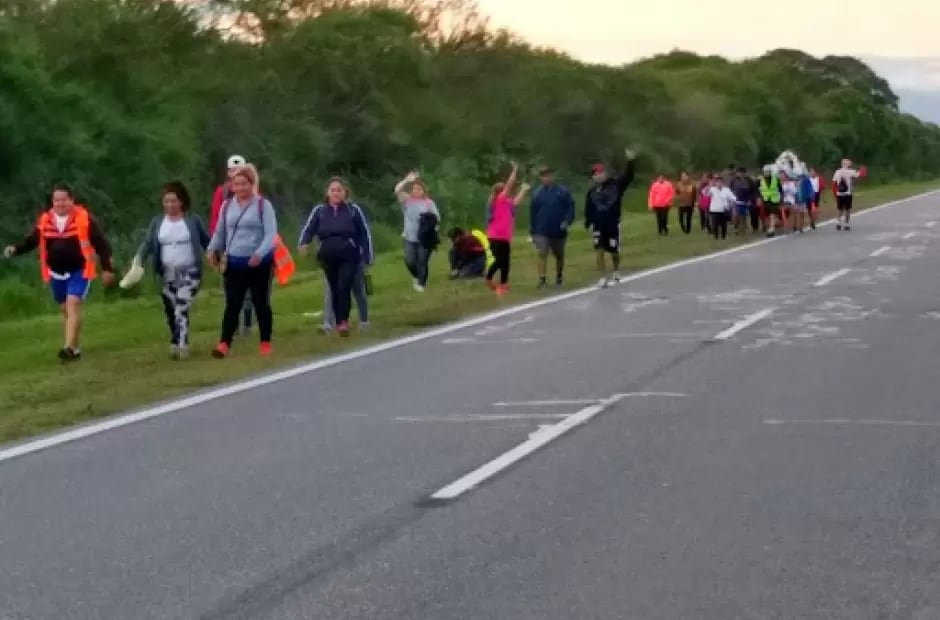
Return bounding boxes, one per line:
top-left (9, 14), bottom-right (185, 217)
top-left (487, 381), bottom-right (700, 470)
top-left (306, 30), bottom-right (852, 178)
top-left (38, 206), bottom-right (96, 283)
top-left (272, 235), bottom-right (295, 286)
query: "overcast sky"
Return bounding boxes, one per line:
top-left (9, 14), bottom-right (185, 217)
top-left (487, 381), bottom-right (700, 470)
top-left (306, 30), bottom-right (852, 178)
top-left (474, 0), bottom-right (940, 121)
top-left (475, 0), bottom-right (940, 66)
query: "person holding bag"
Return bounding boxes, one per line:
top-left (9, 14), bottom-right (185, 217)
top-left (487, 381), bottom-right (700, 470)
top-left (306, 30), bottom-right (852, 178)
top-left (206, 164), bottom-right (278, 358)
top-left (129, 182), bottom-right (210, 359)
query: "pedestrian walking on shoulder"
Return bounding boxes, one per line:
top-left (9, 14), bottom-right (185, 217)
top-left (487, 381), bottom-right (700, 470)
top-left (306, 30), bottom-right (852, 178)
top-left (299, 177), bottom-right (374, 338)
top-left (206, 164), bottom-right (278, 358)
top-left (529, 166), bottom-right (575, 288)
top-left (394, 171), bottom-right (439, 292)
top-left (648, 174), bottom-right (676, 236)
top-left (132, 182), bottom-right (210, 359)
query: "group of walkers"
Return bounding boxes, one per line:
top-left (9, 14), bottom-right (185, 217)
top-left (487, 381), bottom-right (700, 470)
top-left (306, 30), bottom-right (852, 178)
top-left (645, 158), bottom-right (867, 240)
top-left (2, 149), bottom-right (866, 362)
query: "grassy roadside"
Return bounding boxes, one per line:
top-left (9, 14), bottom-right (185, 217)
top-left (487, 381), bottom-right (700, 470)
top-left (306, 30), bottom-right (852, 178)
top-left (1, 181), bottom-right (936, 443)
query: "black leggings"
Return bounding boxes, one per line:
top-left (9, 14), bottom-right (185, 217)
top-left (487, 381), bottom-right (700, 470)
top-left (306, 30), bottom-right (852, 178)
top-left (654, 208), bottom-right (670, 235)
top-left (678, 206), bottom-right (694, 234)
top-left (710, 212), bottom-right (728, 239)
top-left (699, 209), bottom-right (710, 232)
top-left (221, 262), bottom-right (273, 345)
top-left (486, 239), bottom-right (511, 285)
top-left (322, 258), bottom-right (358, 324)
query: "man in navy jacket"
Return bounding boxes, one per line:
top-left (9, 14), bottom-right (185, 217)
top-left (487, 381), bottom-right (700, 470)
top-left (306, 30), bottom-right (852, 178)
top-left (529, 166), bottom-right (575, 288)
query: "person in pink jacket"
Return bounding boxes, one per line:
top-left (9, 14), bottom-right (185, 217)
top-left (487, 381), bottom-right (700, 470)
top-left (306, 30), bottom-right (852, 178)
top-left (648, 174), bottom-right (676, 236)
top-left (485, 161), bottom-right (531, 296)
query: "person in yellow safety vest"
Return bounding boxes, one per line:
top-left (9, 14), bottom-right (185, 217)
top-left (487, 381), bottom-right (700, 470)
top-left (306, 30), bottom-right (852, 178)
top-left (759, 166), bottom-right (783, 238)
top-left (472, 229), bottom-right (495, 270)
top-left (3, 183), bottom-right (116, 362)
top-left (447, 227), bottom-right (490, 279)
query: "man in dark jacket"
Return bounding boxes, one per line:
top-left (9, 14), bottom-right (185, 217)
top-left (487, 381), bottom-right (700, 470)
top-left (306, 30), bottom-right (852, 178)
top-left (530, 166), bottom-right (575, 288)
top-left (728, 167), bottom-right (758, 235)
top-left (585, 148), bottom-right (637, 288)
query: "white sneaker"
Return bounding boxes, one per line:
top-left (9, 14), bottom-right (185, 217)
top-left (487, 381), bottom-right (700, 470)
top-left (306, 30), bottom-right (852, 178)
top-left (612, 272), bottom-right (622, 283)
top-left (599, 276), bottom-right (610, 289)
top-left (177, 346), bottom-right (190, 360)
top-left (359, 321), bottom-right (370, 331)
top-left (413, 282), bottom-right (425, 292)
top-left (319, 324), bottom-right (333, 334)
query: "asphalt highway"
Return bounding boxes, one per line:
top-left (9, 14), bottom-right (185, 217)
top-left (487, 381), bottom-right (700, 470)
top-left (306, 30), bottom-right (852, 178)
top-left (3, 192), bottom-right (940, 619)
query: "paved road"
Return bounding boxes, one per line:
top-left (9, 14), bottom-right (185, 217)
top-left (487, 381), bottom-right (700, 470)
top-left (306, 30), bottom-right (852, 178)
top-left (3, 194), bottom-right (940, 619)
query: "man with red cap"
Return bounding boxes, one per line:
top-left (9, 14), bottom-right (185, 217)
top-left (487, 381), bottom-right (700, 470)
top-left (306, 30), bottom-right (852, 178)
top-left (584, 148), bottom-right (637, 287)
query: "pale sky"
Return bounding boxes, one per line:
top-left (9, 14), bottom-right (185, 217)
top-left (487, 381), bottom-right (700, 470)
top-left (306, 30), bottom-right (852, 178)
top-left (475, 0), bottom-right (940, 68)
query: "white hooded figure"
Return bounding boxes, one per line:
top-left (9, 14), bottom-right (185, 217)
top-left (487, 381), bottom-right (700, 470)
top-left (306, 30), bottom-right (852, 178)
top-left (773, 150), bottom-right (807, 180)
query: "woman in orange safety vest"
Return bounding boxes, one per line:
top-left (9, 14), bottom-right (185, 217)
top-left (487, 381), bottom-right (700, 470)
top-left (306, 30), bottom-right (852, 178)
top-left (3, 183), bottom-right (115, 361)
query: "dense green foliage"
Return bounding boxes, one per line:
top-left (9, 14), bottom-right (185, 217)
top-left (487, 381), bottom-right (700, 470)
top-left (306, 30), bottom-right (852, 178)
top-left (2, 0), bottom-right (939, 293)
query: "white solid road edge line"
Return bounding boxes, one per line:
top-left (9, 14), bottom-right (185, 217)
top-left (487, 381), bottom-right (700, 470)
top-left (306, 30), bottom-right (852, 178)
top-left (764, 418), bottom-right (940, 428)
top-left (430, 394), bottom-right (626, 501)
top-left (870, 246), bottom-right (891, 257)
top-left (3, 188), bottom-right (939, 464)
top-left (712, 308), bottom-right (775, 341)
top-left (813, 267), bottom-right (852, 287)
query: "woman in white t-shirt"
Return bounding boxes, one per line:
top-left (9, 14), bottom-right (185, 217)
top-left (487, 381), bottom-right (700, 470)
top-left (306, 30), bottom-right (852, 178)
top-left (134, 182), bottom-right (211, 359)
top-left (708, 177), bottom-right (736, 240)
top-left (781, 176), bottom-right (798, 232)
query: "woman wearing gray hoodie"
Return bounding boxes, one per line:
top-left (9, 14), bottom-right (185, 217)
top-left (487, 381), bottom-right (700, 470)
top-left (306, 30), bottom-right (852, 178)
top-left (395, 170), bottom-right (440, 292)
top-left (206, 165), bottom-right (278, 357)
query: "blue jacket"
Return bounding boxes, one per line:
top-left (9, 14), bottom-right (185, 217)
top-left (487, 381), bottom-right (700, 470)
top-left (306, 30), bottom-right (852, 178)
top-left (299, 201), bottom-right (374, 265)
top-left (797, 175), bottom-right (815, 205)
top-left (530, 184), bottom-right (575, 238)
top-left (135, 214), bottom-right (211, 278)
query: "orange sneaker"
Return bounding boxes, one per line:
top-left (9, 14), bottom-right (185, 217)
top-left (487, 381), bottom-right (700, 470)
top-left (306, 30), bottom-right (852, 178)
top-left (495, 284), bottom-right (509, 296)
top-left (211, 342), bottom-right (230, 359)
top-left (259, 341), bottom-right (273, 356)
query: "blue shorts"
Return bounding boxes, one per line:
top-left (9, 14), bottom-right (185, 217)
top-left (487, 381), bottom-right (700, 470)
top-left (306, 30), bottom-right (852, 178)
top-left (735, 202), bottom-right (751, 216)
top-left (50, 273), bottom-right (91, 304)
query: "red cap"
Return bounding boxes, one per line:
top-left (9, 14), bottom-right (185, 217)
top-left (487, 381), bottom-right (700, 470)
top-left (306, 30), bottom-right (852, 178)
top-left (591, 163), bottom-right (606, 175)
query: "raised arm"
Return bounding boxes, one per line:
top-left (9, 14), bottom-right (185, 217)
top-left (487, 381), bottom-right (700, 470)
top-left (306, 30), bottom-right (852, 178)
top-left (513, 182), bottom-right (531, 207)
top-left (500, 162), bottom-right (519, 198)
top-left (395, 171), bottom-right (419, 204)
top-left (616, 150), bottom-right (637, 198)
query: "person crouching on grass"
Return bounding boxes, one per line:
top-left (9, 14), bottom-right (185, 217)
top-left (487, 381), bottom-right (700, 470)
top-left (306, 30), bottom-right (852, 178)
top-left (132, 182), bottom-right (211, 359)
top-left (4, 183), bottom-right (115, 361)
top-left (206, 164), bottom-right (278, 358)
top-left (299, 177), bottom-right (374, 338)
top-left (485, 161), bottom-right (531, 296)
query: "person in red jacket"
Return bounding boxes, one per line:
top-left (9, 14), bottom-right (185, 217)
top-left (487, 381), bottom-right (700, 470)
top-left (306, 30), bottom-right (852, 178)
top-left (209, 154), bottom-right (246, 236)
top-left (209, 154), bottom-right (256, 334)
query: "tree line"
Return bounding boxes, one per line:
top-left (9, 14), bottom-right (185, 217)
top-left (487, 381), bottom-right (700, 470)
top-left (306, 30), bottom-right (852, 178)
top-left (2, 0), bottom-right (939, 253)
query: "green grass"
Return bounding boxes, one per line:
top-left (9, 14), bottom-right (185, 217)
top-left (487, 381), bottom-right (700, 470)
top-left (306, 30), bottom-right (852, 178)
top-left (1, 181), bottom-right (936, 443)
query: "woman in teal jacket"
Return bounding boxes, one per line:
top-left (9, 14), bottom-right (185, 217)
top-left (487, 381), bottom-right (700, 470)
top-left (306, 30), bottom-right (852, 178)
top-left (135, 182), bottom-right (211, 359)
